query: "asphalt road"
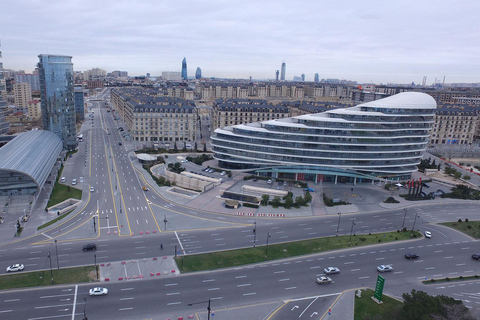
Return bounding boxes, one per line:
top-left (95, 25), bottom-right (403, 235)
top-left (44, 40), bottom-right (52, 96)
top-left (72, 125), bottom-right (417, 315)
top-left (1, 89), bottom-right (480, 319)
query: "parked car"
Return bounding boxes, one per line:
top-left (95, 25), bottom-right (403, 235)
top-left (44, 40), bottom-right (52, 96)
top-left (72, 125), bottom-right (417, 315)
top-left (71, 179), bottom-right (77, 185)
top-left (424, 231), bottom-right (432, 238)
top-left (472, 254), bottom-right (480, 260)
top-left (90, 186), bottom-right (95, 192)
top-left (6, 263), bottom-right (24, 272)
top-left (323, 267), bottom-right (340, 274)
top-left (82, 243), bottom-right (97, 251)
top-left (221, 171), bottom-right (227, 176)
top-left (305, 187), bottom-right (315, 192)
top-left (267, 179), bottom-right (273, 184)
top-left (89, 287), bottom-right (108, 296)
top-left (80, 177), bottom-right (84, 183)
top-left (377, 265), bottom-right (393, 272)
top-left (405, 253), bottom-right (419, 259)
top-left (60, 177), bottom-right (66, 183)
top-left (316, 276), bottom-right (333, 284)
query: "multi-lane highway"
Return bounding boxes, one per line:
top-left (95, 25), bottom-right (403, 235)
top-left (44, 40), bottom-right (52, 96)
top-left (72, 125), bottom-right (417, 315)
top-left (1, 89), bottom-right (480, 319)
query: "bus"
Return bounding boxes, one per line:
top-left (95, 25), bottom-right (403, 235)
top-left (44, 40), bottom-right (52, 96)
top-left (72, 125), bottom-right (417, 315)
top-left (77, 134), bottom-right (83, 142)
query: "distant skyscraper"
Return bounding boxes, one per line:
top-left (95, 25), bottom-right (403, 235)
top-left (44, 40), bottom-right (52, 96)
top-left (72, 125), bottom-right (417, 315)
top-left (280, 62), bottom-right (286, 81)
top-left (275, 70), bottom-right (279, 81)
top-left (314, 73), bottom-right (319, 83)
top-left (15, 73), bottom-right (40, 91)
top-left (181, 57), bottom-right (187, 80)
top-left (38, 54), bottom-right (76, 150)
top-left (301, 74), bottom-right (305, 82)
top-left (195, 67), bottom-right (202, 79)
top-left (0, 38), bottom-right (9, 135)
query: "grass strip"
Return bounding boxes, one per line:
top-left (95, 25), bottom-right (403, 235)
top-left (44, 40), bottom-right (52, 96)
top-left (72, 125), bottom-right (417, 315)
top-left (0, 265), bottom-right (98, 290)
top-left (354, 288), bottom-right (403, 320)
top-left (47, 184), bottom-right (82, 208)
top-left (175, 230), bottom-right (421, 272)
top-left (37, 209), bottom-right (74, 230)
top-left (439, 220), bottom-right (480, 239)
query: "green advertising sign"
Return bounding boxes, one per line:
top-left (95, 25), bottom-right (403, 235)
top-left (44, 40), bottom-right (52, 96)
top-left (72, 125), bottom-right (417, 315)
top-left (374, 275), bottom-right (385, 302)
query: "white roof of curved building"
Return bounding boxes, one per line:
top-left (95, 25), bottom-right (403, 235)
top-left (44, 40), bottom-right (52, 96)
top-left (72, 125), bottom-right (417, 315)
top-left (357, 92), bottom-right (437, 109)
top-left (0, 130), bottom-right (63, 189)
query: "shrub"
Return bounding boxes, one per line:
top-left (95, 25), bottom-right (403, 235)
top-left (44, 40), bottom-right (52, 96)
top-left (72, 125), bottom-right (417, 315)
top-left (458, 219), bottom-right (462, 223)
top-left (430, 279), bottom-right (436, 283)
top-left (378, 239), bottom-right (381, 242)
top-left (465, 218), bottom-right (469, 222)
top-left (445, 277), bottom-right (450, 281)
top-left (467, 225), bottom-right (472, 229)
top-left (359, 237), bottom-right (366, 242)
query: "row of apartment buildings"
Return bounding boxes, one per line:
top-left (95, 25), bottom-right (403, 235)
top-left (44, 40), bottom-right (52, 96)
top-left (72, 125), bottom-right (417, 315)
top-left (110, 87), bottom-right (480, 149)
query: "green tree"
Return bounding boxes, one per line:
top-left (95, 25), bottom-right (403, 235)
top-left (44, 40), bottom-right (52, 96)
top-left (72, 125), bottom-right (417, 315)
top-left (463, 174), bottom-right (471, 180)
top-left (284, 194), bottom-right (293, 209)
top-left (294, 196), bottom-right (305, 208)
top-left (401, 289), bottom-right (474, 320)
top-left (454, 172), bottom-right (462, 179)
top-left (261, 194), bottom-right (270, 206)
top-left (304, 191), bottom-right (312, 203)
top-left (271, 196), bottom-right (281, 208)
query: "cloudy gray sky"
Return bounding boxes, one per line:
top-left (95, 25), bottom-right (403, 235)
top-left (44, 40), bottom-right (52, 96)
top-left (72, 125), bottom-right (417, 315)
top-left (1, 0), bottom-right (479, 84)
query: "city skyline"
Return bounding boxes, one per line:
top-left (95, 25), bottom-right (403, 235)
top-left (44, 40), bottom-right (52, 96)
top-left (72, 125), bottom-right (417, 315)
top-left (1, 0), bottom-right (480, 84)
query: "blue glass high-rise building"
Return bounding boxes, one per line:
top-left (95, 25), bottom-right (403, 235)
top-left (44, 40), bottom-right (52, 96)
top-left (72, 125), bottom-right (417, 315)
top-left (195, 67), bottom-right (202, 79)
top-left (280, 62), bottom-right (286, 81)
top-left (38, 54), bottom-right (77, 150)
top-left (181, 57), bottom-right (187, 80)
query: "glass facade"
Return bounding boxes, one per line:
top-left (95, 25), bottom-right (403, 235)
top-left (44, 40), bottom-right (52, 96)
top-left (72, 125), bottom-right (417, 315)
top-left (211, 92), bottom-right (437, 182)
top-left (38, 54), bottom-right (77, 150)
top-left (181, 57), bottom-right (187, 80)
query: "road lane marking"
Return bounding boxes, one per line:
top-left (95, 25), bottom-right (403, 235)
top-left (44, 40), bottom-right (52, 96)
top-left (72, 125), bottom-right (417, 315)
top-left (243, 293), bottom-right (256, 296)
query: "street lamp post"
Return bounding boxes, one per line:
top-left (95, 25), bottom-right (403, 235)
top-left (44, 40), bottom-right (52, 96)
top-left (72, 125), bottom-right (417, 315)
top-left (402, 208), bottom-right (407, 229)
top-left (265, 232), bottom-right (271, 260)
top-left (336, 212), bottom-right (341, 237)
top-left (163, 214), bottom-right (168, 231)
top-left (55, 239), bottom-right (60, 270)
top-left (94, 253), bottom-right (98, 280)
top-left (349, 220), bottom-right (356, 244)
top-left (188, 299), bottom-right (211, 320)
top-left (412, 213), bottom-right (419, 231)
top-left (83, 297), bottom-right (87, 320)
top-left (47, 251), bottom-right (53, 284)
top-left (253, 221), bottom-right (257, 248)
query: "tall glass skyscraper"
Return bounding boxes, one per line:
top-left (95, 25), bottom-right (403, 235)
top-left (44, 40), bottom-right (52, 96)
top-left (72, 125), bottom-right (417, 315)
top-left (280, 62), bottom-right (286, 81)
top-left (38, 54), bottom-right (77, 150)
top-left (181, 57), bottom-right (187, 80)
top-left (195, 67), bottom-right (202, 79)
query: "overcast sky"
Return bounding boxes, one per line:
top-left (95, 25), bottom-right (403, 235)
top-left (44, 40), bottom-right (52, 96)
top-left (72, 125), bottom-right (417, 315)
top-left (1, 0), bottom-right (479, 84)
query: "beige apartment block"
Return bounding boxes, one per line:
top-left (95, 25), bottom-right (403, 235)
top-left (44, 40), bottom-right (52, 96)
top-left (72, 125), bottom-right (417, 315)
top-left (14, 82), bottom-right (32, 108)
top-left (430, 104), bottom-right (480, 146)
top-left (27, 100), bottom-right (41, 120)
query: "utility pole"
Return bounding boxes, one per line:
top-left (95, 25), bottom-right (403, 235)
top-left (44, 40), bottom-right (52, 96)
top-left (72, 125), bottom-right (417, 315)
top-left (164, 214), bottom-right (168, 231)
top-left (349, 220), bottom-right (356, 244)
top-left (265, 232), bottom-right (271, 260)
top-left (55, 239), bottom-right (60, 270)
top-left (336, 212), bottom-right (341, 237)
top-left (402, 208), bottom-right (407, 229)
top-left (48, 251), bottom-right (54, 284)
top-left (253, 221), bottom-right (257, 247)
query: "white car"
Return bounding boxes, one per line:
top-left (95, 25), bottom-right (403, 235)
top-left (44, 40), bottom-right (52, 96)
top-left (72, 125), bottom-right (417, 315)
top-left (72, 179), bottom-right (77, 185)
top-left (425, 231), bottom-right (432, 238)
top-left (323, 267), bottom-right (340, 274)
top-left (316, 276), bottom-right (333, 284)
top-left (89, 287), bottom-right (108, 296)
top-left (221, 171), bottom-right (226, 176)
top-left (6, 264), bottom-right (24, 272)
top-left (90, 186), bottom-right (94, 192)
top-left (60, 177), bottom-right (66, 183)
top-left (377, 265), bottom-right (393, 272)
top-left (80, 177), bottom-right (84, 183)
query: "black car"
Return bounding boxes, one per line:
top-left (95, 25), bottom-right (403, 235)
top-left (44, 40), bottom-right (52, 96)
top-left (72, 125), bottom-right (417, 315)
top-left (472, 254), bottom-right (480, 260)
top-left (82, 243), bottom-right (97, 251)
top-left (405, 253), bottom-right (419, 259)
top-left (118, 142), bottom-right (122, 146)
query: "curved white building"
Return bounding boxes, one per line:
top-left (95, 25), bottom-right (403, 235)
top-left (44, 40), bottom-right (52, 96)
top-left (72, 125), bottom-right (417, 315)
top-left (211, 92), bottom-right (437, 183)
